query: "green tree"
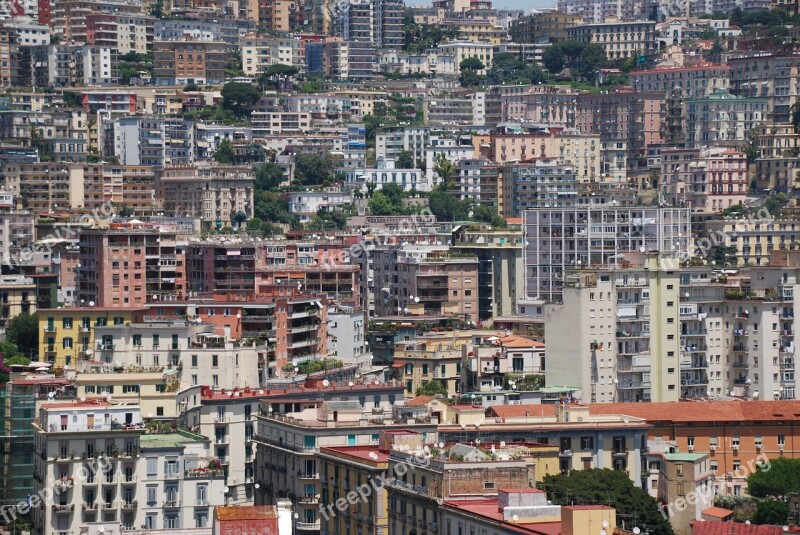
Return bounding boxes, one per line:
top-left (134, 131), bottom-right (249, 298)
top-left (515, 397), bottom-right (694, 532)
top-left (709, 244), bottom-right (738, 267)
top-left (542, 469), bottom-right (674, 535)
top-left (213, 139), bottom-right (236, 164)
top-left (577, 44), bottom-right (606, 79)
top-left (747, 457), bottom-right (800, 497)
top-left (459, 57), bottom-right (485, 71)
top-left (255, 162), bottom-right (285, 191)
top-left (294, 153), bottom-right (333, 185)
top-left (397, 150), bottom-right (415, 169)
top-left (62, 91), bottom-right (83, 108)
top-left (6, 313), bottom-right (38, 360)
top-left (741, 128), bottom-right (760, 163)
top-left (0, 341), bottom-right (21, 359)
top-left (368, 191), bottom-right (397, 215)
top-left (416, 380), bottom-right (448, 397)
top-left (254, 191), bottom-right (296, 225)
top-left (4, 355), bottom-right (30, 366)
top-left (751, 500), bottom-right (789, 525)
top-left (543, 45), bottom-right (566, 73)
top-left (150, 0), bottom-right (164, 18)
top-left (266, 63), bottom-right (299, 77)
top-left (472, 205), bottom-right (506, 227)
top-left (433, 154), bottom-right (457, 190)
top-left (220, 82), bottom-right (261, 118)
top-left (184, 82), bottom-right (200, 92)
top-left (429, 187), bottom-right (470, 222)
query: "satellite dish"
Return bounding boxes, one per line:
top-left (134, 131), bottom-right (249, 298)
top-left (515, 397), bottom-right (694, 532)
top-left (438, 442), bottom-right (444, 448)
top-left (460, 423), bottom-right (466, 429)
top-left (322, 379), bottom-right (330, 387)
top-left (89, 301), bottom-right (95, 307)
top-left (500, 441), bottom-right (506, 447)
top-left (348, 381), bottom-right (354, 386)
top-left (223, 486), bottom-right (230, 493)
top-left (48, 392), bottom-right (55, 399)
top-left (602, 521), bottom-right (609, 528)
top-left (414, 297), bottom-right (420, 303)
top-left (633, 529), bottom-right (641, 535)
top-left (255, 483), bottom-right (260, 489)
top-left (80, 396), bottom-right (86, 402)
top-left (600, 531), bottom-right (607, 535)
top-left (369, 452), bottom-right (379, 460)
top-left (512, 515), bottom-right (519, 522)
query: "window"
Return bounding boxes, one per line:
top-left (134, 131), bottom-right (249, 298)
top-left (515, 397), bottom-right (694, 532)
top-left (191, 355), bottom-right (197, 367)
top-left (146, 486), bottom-right (157, 507)
top-left (212, 355), bottom-right (219, 367)
top-left (512, 358), bottom-right (524, 372)
top-left (146, 458), bottom-right (157, 477)
top-left (676, 464), bottom-right (683, 476)
top-left (779, 434), bottom-right (786, 446)
top-left (145, 514), bottom-right (157, 529)
top-left (677, 483), bottom-right (685, 496)
top-left (581, 436), bottom-right (594, 450)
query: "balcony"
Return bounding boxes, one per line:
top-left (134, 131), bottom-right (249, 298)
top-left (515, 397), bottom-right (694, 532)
top-left (122, 475), bottom-right (136, 485)
top-left (82, 503), bottom-right (98, 511)
top-left (298, 473), bottom-right (319, 480)
top-left (55, 478), bottom-right (74, 489)
top-left (121, 501), bottom-right (137, 510)
top-left (185, 468), bottom-right (224, 479)
top-left (295, 521), bottom-right (321, 531)
top-left (612, 449), bottom-right (628, 457)
top-left (44, 325), bottom-right (57, 333)
top-left (52, 504), bottom-right (75, 513)
top-left (164, 471), bottom-right (181, 480)
top-left (163, 500), bottom-right (181, 508)
top-left (299, 494), bottom-right (320, 504)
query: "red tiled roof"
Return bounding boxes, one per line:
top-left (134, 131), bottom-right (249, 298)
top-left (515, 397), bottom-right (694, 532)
top-left (701, 506), bottom-right (734, 519)
top-left (319, 445), bottom-right (389, 463)
top-left (588, 400), bottom-right (800, 423)
top-left (216, 505), bottom-right (279, 535)
top-left (406, 395), bottom-right (436, 406)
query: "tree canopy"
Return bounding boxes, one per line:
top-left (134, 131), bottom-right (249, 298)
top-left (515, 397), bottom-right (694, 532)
top-left (751, 500), bottom-right (789, 525)
top-left (221, 82), bottom-right (261, 118)
top-left (416, 380), bottom-right (448, 397)
top-left (747, 457), bottom-right (800, 497)
top-left (402, 13), bottom-right (459, 54)
top-left (294, 153), bottom-right (334, 186)
top-left (213, 139), bottom-right (236, 164)
top-left (255, 162), bottom-right (286, 191)
top-left (542, 469), bottom-right (674, 535)
top-left (396, 151), bottom-right (415, 169)
top-left (6, 313), bottom-right (38, 359)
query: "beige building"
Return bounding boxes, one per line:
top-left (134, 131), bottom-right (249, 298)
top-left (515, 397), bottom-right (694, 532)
top-left (240, 35), bottom-right (304, 76)
top-left (157, 164), bottom-right (254, 228)
top-left (661, 147), bottom-right (748, 213)
top-left (655, 453), bottom-right (715, 535)
top-left (0, 275), bottom-right (35, 326)
top-left (546, 256), bottom-right (684, 404)
top-left (755, 123), bottom-right (800, 191)
top-left (566, 20), bottom-right (656, 60)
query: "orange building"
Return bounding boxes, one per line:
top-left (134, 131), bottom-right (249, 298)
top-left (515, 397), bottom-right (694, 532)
top-left (590, 401), bottom-right (800, 496)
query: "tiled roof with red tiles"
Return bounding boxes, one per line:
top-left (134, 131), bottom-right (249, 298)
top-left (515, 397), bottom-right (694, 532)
top-left (691, 522), bottom-right (795, 535)
top-left (215, 505), bottom-right (278, 535)
top-left (497, 335), bottom-right (544, 349)
top-left (588, 400), bottom-right (800, 423)
top-left (406, 395), bottom-right (436, 406)
top-left (701, 506), bottom-right (734, 519)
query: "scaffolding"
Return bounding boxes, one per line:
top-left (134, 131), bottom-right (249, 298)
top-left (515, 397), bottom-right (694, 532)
top-left (0, 383), bottom-right (36, 508)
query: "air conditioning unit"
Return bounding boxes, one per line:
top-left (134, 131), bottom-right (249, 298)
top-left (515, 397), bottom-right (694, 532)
top-left (780, 444), bottom-right (785, 452)
top-left (732, 444), bottom-right (739, 451)
top-left (688, 444), bottom-right (694, 452)
top-left (710, 444), bottom-right (716, 451)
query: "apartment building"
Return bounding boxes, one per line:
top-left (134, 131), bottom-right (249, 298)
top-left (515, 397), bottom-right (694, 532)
top-left (85, 14), bottom-right (155, 55)
top-left (258, 0), bottom-right (302, 32)
top-left (509, 9), bottom-right (581, 44)
top-left (113, 116), bottom-right (196, 168)
top-left (255, 400), bottom-right (438, 533)
top-left (590, 400), bottom-right (800, 495)
top-left (477, 131), bottom-right (601, 180)
top-left (51, 0), bottom-right (141, 43)
top-left (286, 191), bottom-right (352, 223)
top-left (648, 452), bottom-right (715, 535)
top-left (728, 53), bottom-right (800, 124)
top-left (451, 224), bottom-right (524, 320)
top-left (375, 126), bottom-right (430, 164)
top-left (684, 89), bottom-right (768, 150)
top-left (546, 259), bottom-right (685, 404)
top-left (38, 307), bottom-right (148, 367)
top-left (250, 112), bottom-right (311, 137)
top-left (345, 162), bottom-right (427, 193)
top-left (522, 206), bottom-right (691, 302)
top-left (77, 223), bottom-right (187, 307)
top-left (438, 403), bottom-right (648, 483)
top-left (704, 219), bottom-right (800, 267)
top-left (0, 209), bottom-right (35, 266)
top-left (630, 63), bottom-right (729, 98)
top-left (566, 21), bottom-right (656, 60)
top-left (153, 39), bottom-right (228, 86)
top-left (333, 0), bottom-right (403, 50)
top-left (661, 147), bottom-right (748, 212)
top-left (317, 445), bottom-right (390, 535)
top-left (499, 160), bottom-right (581, 216)
top-left (240, 35), bottom-right (304, 76)
top-left (435, 41), bottom-right (494, 73)
top-left (157, 164), bottom-right (254, 227)
top-left (371, 245), bottom-right (479, 319)
top-left (0, 377), bottom-right (76, 509)
top-left (754, 123), bottom-right (800, 191)
top-left (32, 400), bottom-right (226, 535)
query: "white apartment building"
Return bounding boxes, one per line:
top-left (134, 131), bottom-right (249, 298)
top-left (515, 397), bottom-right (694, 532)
top-left (424, 142), bottom-right (475, 186)
top-left (240, 35), bottom-right (304, 77)
top-left (92, 320), bottom-right (265, 392)
top-left (523, 206), bottom-right (692, 302)
top-left (434, 41), bottom-right (493, 73)
top-left (345, 160), bottom-right (427, 192)
top-left (250, 112), bottom-right (311, 137)
top-left (545, 261), bottom-right (799, 404)
top-left (287, 191), bottom-right (353, 223)
top-left (32, 401), bottom-right (226, 535)
top-left (376, 127), bottom-right (430, 164)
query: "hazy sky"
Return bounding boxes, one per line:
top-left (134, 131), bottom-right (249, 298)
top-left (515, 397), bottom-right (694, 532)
top-left (407, 0), bottom-right (558, 11)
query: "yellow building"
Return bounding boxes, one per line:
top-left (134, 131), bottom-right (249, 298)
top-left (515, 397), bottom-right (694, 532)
top-left (38, 307), bottom-right (147, 368)
top-left (0, 275), bottom-right (36, 327)
top-left (318, 444), bottom-right (390, 535)
top-left (330, 90), bottom-right (388, 119)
